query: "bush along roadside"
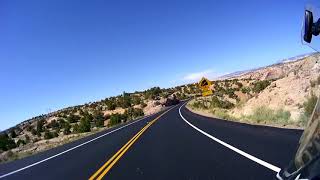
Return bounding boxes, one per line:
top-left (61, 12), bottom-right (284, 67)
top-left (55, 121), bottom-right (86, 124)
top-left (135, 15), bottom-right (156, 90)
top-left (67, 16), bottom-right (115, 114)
top-left (187, 78), bottom-right (320, 128)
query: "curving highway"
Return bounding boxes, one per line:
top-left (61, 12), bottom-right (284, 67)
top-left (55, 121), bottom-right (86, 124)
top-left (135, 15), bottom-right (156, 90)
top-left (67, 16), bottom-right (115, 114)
top-left (0, 102), bottom-right (303, 180)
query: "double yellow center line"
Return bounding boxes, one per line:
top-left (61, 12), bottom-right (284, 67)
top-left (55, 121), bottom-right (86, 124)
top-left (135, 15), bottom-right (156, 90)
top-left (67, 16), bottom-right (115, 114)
top-left (89, 107), bottom-right (174, 180)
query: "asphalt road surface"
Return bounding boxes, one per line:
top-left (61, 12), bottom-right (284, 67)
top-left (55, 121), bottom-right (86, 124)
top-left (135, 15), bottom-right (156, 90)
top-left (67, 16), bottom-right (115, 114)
top-left (0, 102), bottom-right (303, 180)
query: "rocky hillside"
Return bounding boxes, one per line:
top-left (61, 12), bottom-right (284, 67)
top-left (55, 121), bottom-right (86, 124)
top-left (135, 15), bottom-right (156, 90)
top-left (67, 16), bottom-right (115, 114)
top-left (0, 85), bottom-right (199, 163)
top-left (232, 53), bottom-right (320, 120)
top-left (2, 53), bottom-right (319, 163)
top-left (188, 53), bottom-right (320, 128)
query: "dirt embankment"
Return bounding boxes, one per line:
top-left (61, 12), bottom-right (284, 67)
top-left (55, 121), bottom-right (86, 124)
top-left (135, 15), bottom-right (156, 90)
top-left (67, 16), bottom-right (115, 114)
top-left (187, 54), bottom-right (320, 129)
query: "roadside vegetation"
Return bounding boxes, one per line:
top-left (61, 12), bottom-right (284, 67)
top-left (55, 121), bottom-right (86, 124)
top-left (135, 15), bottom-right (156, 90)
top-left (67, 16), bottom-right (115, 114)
top-left (298, 93), bottom-right (318, 126)
top-left (3, 65), bottom-right (319, 163)
top-left (243, 106), bottom-right (291, 125)
top-left (188, 78), bottom-right (318, 128)
top-left (0, 84), bottom-right (195, 163)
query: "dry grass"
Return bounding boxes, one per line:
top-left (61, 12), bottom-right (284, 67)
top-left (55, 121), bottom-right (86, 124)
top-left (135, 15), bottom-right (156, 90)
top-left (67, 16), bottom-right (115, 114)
top-left (187, 100), bottom-right (303, 129)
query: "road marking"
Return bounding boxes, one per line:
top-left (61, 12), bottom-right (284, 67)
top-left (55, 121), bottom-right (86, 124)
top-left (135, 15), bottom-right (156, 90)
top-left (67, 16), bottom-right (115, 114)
top-left (90, 106), bottom-right (176, 180)
top-left (89, 123), bottom-right (150, 180)
top-left (0, 113), bottom-right (156, 179)
top-left (96, 120), bottom-right (154, 180)
top-left (178, 102), bottom-right (281, 173)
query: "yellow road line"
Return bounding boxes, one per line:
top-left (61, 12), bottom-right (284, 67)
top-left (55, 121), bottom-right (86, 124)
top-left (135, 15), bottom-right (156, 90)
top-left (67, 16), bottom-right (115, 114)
top-left (89, 107), bottom-right (174, 180)
top-left (96, 121), bottom-right (155, 180)
top-left (89, 124), bottom-right (149, 180)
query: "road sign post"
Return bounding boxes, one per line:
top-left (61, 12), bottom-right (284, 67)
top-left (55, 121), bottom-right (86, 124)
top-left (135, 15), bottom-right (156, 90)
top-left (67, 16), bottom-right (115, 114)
top-left (198, 77), bottom-right (213, 97)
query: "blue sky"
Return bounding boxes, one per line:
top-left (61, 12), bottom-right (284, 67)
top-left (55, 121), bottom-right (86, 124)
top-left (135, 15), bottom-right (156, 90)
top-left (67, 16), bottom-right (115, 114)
top-left (0, 0), bottom-right (312, 130)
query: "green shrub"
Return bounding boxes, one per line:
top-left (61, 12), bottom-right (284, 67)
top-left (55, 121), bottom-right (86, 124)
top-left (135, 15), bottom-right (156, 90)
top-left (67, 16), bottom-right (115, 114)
top-left (191, 100), bottom-right (207, 109)
top-left (210, 96), bottom-right (234, 109)
top-left (53, 131), bottom-right (59, 138)
top-left (236, 82), bottom-right (243, 88)
top-left (26, 124), bottom-right (33, 132)
top-left (240, 87), bottom-right (251, 94)
top-left (0, 133), bottom-right (17, 151)
top-left (67, 115), bottom-right (80, 123)
top-left (298, 113), bottom-right (309, 127)
top-left (133, 108), bottom-right (144, 118)
top-left (47, 120), bottom-right (59, 130)
top-left (141, 102), bottom-right (147, 108)
top-left (248, 106), bottom-right (273, 123)
top-left (227, 90), bottom-right (238, 99)
top-left (303, 94), bottom-right (318, 117)
top-left (252, 80), bottom-right (271, 93)
top-left (63, 122), bottom-right (71, 135)
top-left (93, 111), bottom-right (105, 127)
top-left (144, 87), bottom-right (162, 100)
top-left (177, 93), bottom-right (187, 100)
top-left (214, 91), bottom-right (224, 97)
top-left (274, 109), bottom-right (291, 124)
top-left (82, 112), bottom-right (93, 122)
top-left (109, 114), bottom-right (121, 127)
top-left (72, 124), bottom-right (79, 133)
top-left (36, 119), bottom-right (45, 134)
top-left (78, 117), bottom-right (91, 133)
top-left (119, 92), bottom-right (132, 108)
top-left (109, 113), bottom-right (127, 127)
top-left (44, 131), bottom-right (55, 139)
top-left (215, 86), bottom-right (226, 97)
top-left (105, 100), bottom-right (116, 110)
top-left (132, 95), bottom-right (142, 105)
top-left (226, 88), bottom-right (235, 96)
top-left (31, 128), bottom-right (37, 136)
top-left (124, 108), bottom-right (133, 120)
top-left (191, 101), bottom-right (200, 109)
top-left (79, 109), bottom-right (85, 116)
top-left (16, 139), bottom-right (26, 146)
top-left (310, 80), bottom-right (316, 88)
top-left (213, 109), bottom-right (234, 120)
top-left (247, 106), bottom-right (291, 124)
top-left (210, 96), bottom-right (221, 108)
top-left (10, 130), bottom-right (17, 138)
top-left (57, 118), bottom-right (67, 129)
top-left (25, 135), bottom-right (30, 143)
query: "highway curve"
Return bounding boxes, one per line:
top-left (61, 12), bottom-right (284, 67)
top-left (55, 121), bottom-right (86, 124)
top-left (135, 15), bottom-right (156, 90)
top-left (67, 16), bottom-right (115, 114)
top-left (0, 102), bottom-right (303, 180)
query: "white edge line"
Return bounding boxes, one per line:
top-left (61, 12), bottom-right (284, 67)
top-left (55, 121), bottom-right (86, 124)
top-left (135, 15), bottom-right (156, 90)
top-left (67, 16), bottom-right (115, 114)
top-left (0, 113), bottom-right (154, 179)
top-left (179, 102), bottom-right (281, 173)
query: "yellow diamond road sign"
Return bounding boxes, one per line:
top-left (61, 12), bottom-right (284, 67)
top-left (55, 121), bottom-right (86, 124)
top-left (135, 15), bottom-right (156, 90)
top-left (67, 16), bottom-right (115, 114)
top-left (199, 77), bottom-right (213, 96)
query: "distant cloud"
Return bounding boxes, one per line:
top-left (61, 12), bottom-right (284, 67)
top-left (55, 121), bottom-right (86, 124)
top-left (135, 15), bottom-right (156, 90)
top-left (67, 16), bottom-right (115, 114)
top-left (182, 69), bottom-right (216, 82)
top-left (167, 69), bottom-right (224, 87)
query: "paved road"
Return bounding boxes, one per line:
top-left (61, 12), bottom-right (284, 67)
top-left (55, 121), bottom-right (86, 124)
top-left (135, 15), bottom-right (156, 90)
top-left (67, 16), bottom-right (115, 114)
top-left (0, 102), bottom-right (303, 180)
